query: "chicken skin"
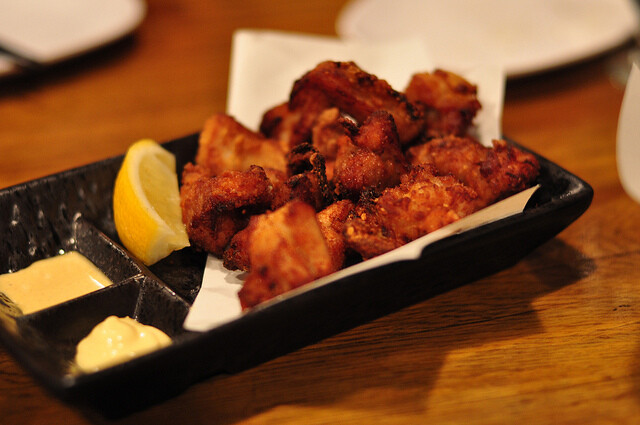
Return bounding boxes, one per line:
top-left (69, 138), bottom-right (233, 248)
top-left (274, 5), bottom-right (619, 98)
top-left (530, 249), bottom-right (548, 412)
top-left (238, 200), bottom-right (334, 309)
top-left (310, 107), bottom-right (357, 181)
top-left (223, 199), bottom-right (354, 273)
top-left (196, 113), bottom-right (288, 175)
top-left (180, 164), bottom-right (273, 256)
top-left (333, 111), bottom-right (408, 199)
top-left (406, 136), bottom-right (540, 208)
top-left (288, 61), bottom-right (425, 145)
top-left (344, 165), bottom-right (479, 259)
top-left (404, 69), bottom-right (482, 139)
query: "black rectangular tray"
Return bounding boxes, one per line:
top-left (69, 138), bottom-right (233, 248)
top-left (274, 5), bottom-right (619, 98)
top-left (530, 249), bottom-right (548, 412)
top-left (0, 133), bottom-right (593, 418)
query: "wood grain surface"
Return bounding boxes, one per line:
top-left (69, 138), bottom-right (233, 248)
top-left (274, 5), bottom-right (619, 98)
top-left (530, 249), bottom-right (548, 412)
top-left (2, 1), bottom-right (640, 424)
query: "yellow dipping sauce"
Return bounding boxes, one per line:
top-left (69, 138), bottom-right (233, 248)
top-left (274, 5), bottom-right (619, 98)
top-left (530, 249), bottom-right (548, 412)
top-left (75, 316), bottom-right (172, 373)
top-left (0, 251), bottom-right (113, 315)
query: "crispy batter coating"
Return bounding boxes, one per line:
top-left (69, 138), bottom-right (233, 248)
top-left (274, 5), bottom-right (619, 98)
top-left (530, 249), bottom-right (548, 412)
top-left (222, 145), bottom-right (333, 271)
top-left (260, 94), bottom-right (332, 148)
top-left (259, 102), bottom-right (291, 140)
top-left (262, 167), bottom-right (290, 211)
top-left (290, 61), bottom-right (424, 145)
top-left (224, 199), bottom-right (355, 273)
top-left (344, 165), bottom-right (479, 259)
top-left (222, 215), bottom-right (256, 271)
top-left (238, 200), bottom-right (334, 309)
top-left (333, 111), bottom-right (408, 199)
top-left (310, 108), bottom-right (357, 181)
top-left (404, 70), bottom-right (482, 138)
top-left (406, 136), bottom-right (540, 208)
top-left (316, 199), bottom-right (355, 272)
top-left (180, 163), bottom-right (273, 256)
top-left (286, 143), bottom-right (333, 211)
top-left (196, 113), bottom-right (288, 174)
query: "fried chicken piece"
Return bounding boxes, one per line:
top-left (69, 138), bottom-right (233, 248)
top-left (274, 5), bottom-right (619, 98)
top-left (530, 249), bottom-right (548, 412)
top-left (333, 111), bottom-right (408, 199)
top-left (286, 143), bottom-right (333, 210)
top-left (310, 108), bottom-right (357, 180)
top-left (404, 70), bottom-right (482, 138)
top-left (290, 61), bottom-right (424, 145)
top-left (180, 163), bottom-right (273, 256)
top-left (222, 215), bottom-right (257, 271)
top-left (238, 200), bottom-right (334, 309)
top-left (196, 113), bottom-right (288, 175)
top-left (259, 102), bottom-right (291, 139)
top-left (311, 108), bottom-right (350, 160)
top-left (262, 167), bottom-right (290, 210)
top-left (224, 199), bottom-right (355, 273)
top-left (316, 199), bottom-right (355, 272)
top-left (344, 165), bottom-right (479, 259)
top-left (406, 136), bottom-right (540, 208)
top-left (222, 146), bottom-right (333, 271)
top-left (260, 95), bottom-right (332, 148)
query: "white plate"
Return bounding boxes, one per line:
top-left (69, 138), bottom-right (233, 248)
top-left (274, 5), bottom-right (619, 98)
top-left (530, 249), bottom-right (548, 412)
top-left (336, 0), bottom-right (640, 77)
top-left (0, 0), bottom-right (146, 77)
top-left (617, 63), bottom-right (640, 204)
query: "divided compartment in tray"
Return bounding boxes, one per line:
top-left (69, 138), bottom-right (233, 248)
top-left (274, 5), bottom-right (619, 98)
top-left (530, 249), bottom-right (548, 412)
top-left (0, 216), bottom-right (144, 318)
top-left (15, 274), bottom-right (193, 378)
top-left (0, 155), bottom-right (123, 276)
top-left (0, 210), bottom-right (193, 379)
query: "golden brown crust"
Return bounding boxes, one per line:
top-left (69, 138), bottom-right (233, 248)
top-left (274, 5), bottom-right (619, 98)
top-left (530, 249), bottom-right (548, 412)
top-left (237, 200), bottom-right (333, 309)
top-left (316, 199), bottom-right (355, 272)
top-left (344, 165), bottom-right (479, 259)
top-left (260, 93), bottom-right (332, 148)
top-left (224, 198), bottom-right (354, 274)
top-left (333, 111), bottom-right (408, 199)
top-left (286, 143), bottom-right (333, 211)
top-left (262, 167), bottom-right (290, 211)
top-left (310, 107), bottom-right (357, 181)
top-left (290, 61), bottom-right (424, 145)
top-left (405, 70), bottom-right (482, 139)
top-left (406, 136), bottom-right (540, 208)
top-left (196, 113), bottom-right (288, 174)
top-left (222, 215), bottom-right (258, 271)
top-left (179, 164), bottom-right (273, 256)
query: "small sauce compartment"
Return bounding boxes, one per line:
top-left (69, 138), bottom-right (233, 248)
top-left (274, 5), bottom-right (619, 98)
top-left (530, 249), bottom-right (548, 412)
top-left (0, 217), bottom-right (144, 318)
top-left (0, 251), bottom-right (114, 315)
top-left (13, 275), bottom-right (193, 378)
top-left (0, 158), bottom-right (122, 275)
top-left (72, 217), bottom-right (144, 287)
top-left (0, 156), bottom-right (144, 318)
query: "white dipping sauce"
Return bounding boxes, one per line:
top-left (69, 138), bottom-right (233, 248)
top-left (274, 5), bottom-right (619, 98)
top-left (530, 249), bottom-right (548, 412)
top-left (75, 316), bottom-right (171, 373)
top-left (0, 251), bottom-right (113, 315)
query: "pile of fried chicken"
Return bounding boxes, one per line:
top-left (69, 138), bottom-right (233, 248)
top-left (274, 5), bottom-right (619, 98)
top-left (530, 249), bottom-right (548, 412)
top-left (179, 61), bottom-right (540, 309)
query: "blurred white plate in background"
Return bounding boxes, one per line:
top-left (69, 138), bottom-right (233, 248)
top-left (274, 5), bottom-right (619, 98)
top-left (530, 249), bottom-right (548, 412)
top-left (617, 63), bottom-right (640, 204)
top-left (336, 0), bottom-right (639, 77)
top-left (0, 0), bottom-right (146, 76)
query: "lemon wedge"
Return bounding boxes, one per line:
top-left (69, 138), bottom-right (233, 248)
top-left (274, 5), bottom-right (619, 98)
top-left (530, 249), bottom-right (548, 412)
top-left (113, 139), bottom-right (190, 265)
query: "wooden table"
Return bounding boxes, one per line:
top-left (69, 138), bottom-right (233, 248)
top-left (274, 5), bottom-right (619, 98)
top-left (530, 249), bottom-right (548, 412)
top-left (2, 1), bottom-right (639, 423)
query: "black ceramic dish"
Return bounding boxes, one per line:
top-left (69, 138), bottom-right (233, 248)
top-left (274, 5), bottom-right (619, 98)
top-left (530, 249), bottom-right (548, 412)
top-left (0, 134), bottom-right (593, 418)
